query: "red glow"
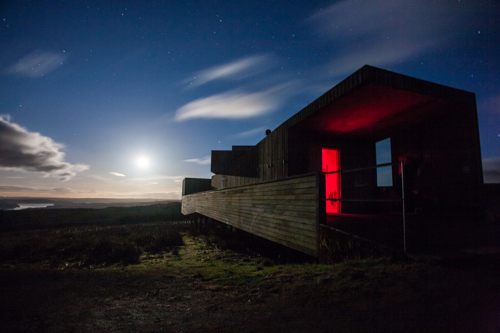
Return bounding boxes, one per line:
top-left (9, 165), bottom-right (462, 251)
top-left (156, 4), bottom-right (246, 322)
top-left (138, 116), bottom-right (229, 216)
top-left (322, 148), bottom-right (341, 214)
top-left (296, 84), bottom-right (440, 138)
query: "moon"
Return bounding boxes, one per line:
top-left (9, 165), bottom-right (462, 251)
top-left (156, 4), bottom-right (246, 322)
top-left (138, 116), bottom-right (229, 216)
top-left (136, 156), bottom-right (150, 168)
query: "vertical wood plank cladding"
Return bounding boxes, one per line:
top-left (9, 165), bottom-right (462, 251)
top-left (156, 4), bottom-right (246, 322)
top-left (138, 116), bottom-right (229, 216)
top-left (182, 174), bottom-right (319, 257)
top-left (317, 173), bottom-right (326, 257)
top-left (211, 65), bottom-right (477, 192)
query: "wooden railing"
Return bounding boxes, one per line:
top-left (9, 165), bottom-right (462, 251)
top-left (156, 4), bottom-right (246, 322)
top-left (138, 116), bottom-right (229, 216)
top-left (182, 173), bottom-right (320, 256)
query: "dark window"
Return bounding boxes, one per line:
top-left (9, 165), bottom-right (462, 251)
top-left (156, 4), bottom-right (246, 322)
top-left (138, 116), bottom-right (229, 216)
top-left (376, 138), bottom-right (392, 186)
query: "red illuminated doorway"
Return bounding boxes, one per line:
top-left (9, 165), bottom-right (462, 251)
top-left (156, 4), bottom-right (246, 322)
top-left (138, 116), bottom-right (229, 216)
top-left (322, 148), bottom-right (341, 214)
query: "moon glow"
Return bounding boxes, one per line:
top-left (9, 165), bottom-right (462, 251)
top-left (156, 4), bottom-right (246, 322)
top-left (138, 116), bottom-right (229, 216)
top-left (136, 156), bottom-right (150, 168)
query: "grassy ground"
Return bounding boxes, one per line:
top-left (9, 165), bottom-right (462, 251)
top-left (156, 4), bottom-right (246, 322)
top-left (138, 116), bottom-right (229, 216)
top-left (0, 222), bottom-right (184, 268)
top-left (0, 202), bottom-right (184, 231)
top-left (1, 209), bottom-right (499, 332)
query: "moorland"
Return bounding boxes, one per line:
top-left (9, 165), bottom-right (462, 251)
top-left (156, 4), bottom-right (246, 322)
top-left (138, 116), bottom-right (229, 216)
top-left (1, 202), bottom-right (499, 332)
top-left (0, 197), bottom-right (175, 210)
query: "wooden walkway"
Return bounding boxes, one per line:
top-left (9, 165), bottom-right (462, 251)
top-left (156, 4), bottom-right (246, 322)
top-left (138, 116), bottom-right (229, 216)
top-left (182, 174), bottom-right (321, 256)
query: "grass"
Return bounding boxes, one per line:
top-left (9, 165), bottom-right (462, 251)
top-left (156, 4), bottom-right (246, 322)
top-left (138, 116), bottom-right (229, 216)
top-left (0, 222), bottom-right (185, 268)
top-left (121, 229), bottom-right (427, 298)
top-left (0, 205), bottom-right (495, 295)
top-left (0, 202), bottom-right (187, 268)
top-left (0, 202), bottom-right (184, 231)
top-left (2, 209), bottom-right (499, 332)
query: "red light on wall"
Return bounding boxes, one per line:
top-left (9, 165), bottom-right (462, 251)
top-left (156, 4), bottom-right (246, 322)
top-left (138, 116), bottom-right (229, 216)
top-left (322, 148), bottom-right (341, 214)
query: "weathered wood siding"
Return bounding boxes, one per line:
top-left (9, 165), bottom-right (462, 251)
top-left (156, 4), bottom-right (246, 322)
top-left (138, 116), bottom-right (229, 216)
top-left (182, 174), bottom-right (320, 256)
top-left (211, 174), bottom-right (258, 189)
top-left (211, 65), bottom-right (480, 191)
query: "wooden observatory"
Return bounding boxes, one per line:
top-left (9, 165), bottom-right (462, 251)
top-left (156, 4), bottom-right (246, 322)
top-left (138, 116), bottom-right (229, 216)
top-left (181, 65), bottom-right (483, 257)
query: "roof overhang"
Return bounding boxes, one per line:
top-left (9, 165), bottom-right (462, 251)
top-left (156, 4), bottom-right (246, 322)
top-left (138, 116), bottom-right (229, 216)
top-left (286, 66), bottom-right (475, 140)
top-left (292, 83), bottom-right (455, 139)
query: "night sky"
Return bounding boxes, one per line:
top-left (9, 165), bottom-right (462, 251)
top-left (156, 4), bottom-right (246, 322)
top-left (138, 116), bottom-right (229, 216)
top-left (1, 0), bottom-right (499, 199)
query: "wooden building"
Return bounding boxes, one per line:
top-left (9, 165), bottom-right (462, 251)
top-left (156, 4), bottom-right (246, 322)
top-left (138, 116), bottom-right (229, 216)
top-left (182, 65), bottom-right (483, 257)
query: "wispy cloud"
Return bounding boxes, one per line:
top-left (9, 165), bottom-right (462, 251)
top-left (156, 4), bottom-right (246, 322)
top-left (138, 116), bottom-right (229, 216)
top-left (0, 184), bottom-right (181, 199)
top-left (155, 175), bottom-right (187, 183)
top-left (106, 191), bottom-right (181, 200)
top-left (6, 50), bottom-right (66, 77)
top-left (109, 172), bottom-right (126, 177)
top-left (308, 0), bottom-right (479, 79)
top-left (326, 40), bottom-right (436, 79)
top-left (0, 185), bottom-right (76, 194)
top-left (184, 54), bottom-right (272, 88)
top-left (0, 115), bottom-right (89, 181)
top-left (233, 126), bottom-right (267, 138)
top-left (127, 175), bottom-right (187, 183)
top-left (184, 156), bottom-right (211, 165)
top-left (87, 175), bottom-right (109, 182)
top-left (175, 84), bottom-right (292, 121)
top-left (483, 158), bottom-right (500, 183)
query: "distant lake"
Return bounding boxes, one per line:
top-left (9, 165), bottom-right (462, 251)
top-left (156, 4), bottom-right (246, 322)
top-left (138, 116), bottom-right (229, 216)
top-left (12, 203), bottom-right (54, 210)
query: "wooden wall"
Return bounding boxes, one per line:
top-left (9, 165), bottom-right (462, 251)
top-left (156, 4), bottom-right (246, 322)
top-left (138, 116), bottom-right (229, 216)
top-left (182, 174), bottom-right (320, 256)
top-left (182, 178), bottom-right (213, 196)
top-left (211, 174), bottom-right (259, 189)
top-left (210, 65), bottom-right (479, 192)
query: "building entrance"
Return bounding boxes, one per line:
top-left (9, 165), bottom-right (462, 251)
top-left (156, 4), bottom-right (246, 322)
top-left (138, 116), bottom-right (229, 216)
top-left (322, 148), bottom-right (341, 214)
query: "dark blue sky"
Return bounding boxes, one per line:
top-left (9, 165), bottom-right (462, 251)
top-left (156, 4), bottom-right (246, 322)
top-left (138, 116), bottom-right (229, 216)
top-left (1, 0), bottom-right (499, 198)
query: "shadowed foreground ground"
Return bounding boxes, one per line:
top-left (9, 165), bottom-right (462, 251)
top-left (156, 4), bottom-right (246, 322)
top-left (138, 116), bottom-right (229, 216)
top-left (1, 234), bottom-right (500, 333)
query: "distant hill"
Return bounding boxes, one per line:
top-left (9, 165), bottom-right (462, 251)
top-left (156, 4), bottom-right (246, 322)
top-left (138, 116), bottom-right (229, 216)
top-left (0, 200), bottom-right (19, 210)
top-left (0, 201), bottom-right (185, 231)
top-left (0, 197), bottom-right (179, 209)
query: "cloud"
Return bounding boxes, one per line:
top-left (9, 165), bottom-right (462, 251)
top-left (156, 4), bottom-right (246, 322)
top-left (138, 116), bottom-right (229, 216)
top-left (184, 156), bottom-right (211, 165)
top-left (155, 175), bottom-right (187, 183)
top-left (126, 175), bottom-right (187, 183)
top-left (6, 50), bottom-right (66, 77)
top-left (233, 126), bottom-right (267, 138)
top-left (174, 85), bottom-right (287, 121)
top-left (109, 172), bottom-right (126, 177)
top-left (87, 175), bottom-right (110, 182)
top-left (184, 54), bottom-right (272, 88)
top-left (79, 190), bottom-right (182, 200)
top-left (114, 191), bottom-right (181, 200)
top-left (0, 185), bottom-right (75, 194)
top-left (326, 40), bottom-right (437, 79)
top-left (0, 115), bottom-right (89, 181)
top-left (0, 185), bottom-right (181, 199)
top-left (308, 0), bottom-right (479, 79)
top-left (483, 158), bottom-right (500, 183)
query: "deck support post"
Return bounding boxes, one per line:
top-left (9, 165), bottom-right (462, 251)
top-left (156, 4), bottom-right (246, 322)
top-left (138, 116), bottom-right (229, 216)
top-left (401, 160), bottom-right (407, 254)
